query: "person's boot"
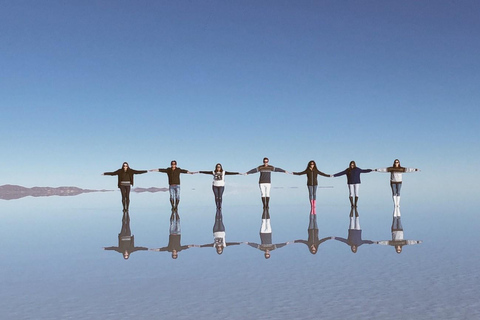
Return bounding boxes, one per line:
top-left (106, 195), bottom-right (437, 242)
top-left (265, 197), bottom-right (270, 209)
top-left (349, 196), bottom-right (354, 208)
top-left (354, 196), bottom-right (358, 207)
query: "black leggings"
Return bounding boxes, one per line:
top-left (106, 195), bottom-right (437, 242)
top-left (120, 185), bottom-right (131, 210)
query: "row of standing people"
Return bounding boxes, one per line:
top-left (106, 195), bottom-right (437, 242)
top-left (102, 158), bottom-right (420, 213)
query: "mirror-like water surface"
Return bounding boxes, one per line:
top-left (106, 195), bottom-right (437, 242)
top-left (0, 193), bottom-right (477, 320)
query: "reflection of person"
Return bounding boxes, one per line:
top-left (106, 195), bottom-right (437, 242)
top-left (294, 214), bottom-right (333, 254)
top-left (374, 159), bottom-right (420, 208)
top-left (333, 161), bottom-right (372, 208)
top-left (151, 217), bottom-right (195, 259)
top-left (246, 214), bottom-right (290, 259)
top-left (103, 162), bottom-right (147, 212)
top-left (200, 208), bottom-right (241, 255)
top-left (150, 160), bottom-right (193, 211)
top-left (375, 216), bottom-right (422, 253)
top-left (293, 160), bottom-right (331, 214)
top-left (333, 208), bottom-right (374, 253)
top-left (104, 211), bottom-right (148, 259)
top-left (197, 163), bottom-right (241, 210)
top-left (246, 157), bottom-right (288, 209)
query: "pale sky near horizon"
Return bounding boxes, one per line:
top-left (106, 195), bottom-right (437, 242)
top-left (1, 1), bottom-right (479, 206)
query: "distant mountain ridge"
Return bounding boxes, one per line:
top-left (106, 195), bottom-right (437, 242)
top-left (0, 184), bottom-right (112, 200)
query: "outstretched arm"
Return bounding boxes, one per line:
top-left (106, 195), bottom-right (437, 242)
top-left (333, 169), bottom-right (347, 177)
top-left (131, 169), bottom-right (148, 174)
top-left (149, 168), bottom-right (161, 172)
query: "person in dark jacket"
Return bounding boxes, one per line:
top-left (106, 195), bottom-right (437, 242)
top-left (333, 161), bottom-right (372, 208)
top-left (150, 160), bottom-right (193, 212)
top-left (293, 160), bottom-right (332, 214)
top-left (103, 162), bottom-right (147, 212)
top-left (294, 213), bottom-right (333, 254)
top-left (103, 211), bottom-right (148, 259)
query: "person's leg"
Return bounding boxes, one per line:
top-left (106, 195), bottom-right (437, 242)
top-left (260, 184), bottom-right (267, 208)
top-left (120, 186), bottom-right (128, 211)
top-left (213, 186), bottom-right (220, 209)
top-left (124, 186), bottom-right (131, 211)
top-left (354, 184), bottom-right (359, 207)
top-left (169, 186), bottom-right (175, 209)
top-left (348, 184), bottom-right (354, 207)
top-left (217, 186), bottom-right (224, 209)
top-left (264, 184), bottom-right (271, 208)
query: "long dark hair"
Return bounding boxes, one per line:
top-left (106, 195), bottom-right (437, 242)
top-left (305, 160), bottom-right (318, 171)
top-left (347, 160), bottom-right (356, 173)
top-left (122, 162), bottom-right (129, 171)
top-left (214, 163), bottom-right (223, 173)
top-left (392, 159), bottom-right (405, 171)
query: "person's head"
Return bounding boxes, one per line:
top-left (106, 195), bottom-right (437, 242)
top-left (351, 245), bottom-right (358, 253)
top-left (172, 250), bottom-right (178, 259)
top-left (171, 160), bottom-right (177, 168)
top-left (309, 244), bottom-right (318, 255)
top-left (264, 250), bottom-right (271, 259)
top-left (307, 160), bottom-right (317, 171)
top-left (393, 159), bottom-right (401, 168)
top-left (263, 157), bottom-right (269, 166)
top-left (349, 161), bottom-right (356, 169)
top-left (395, 245), bottom-right (402, 254)
top-left (122, 162), bottom-right (129, 171)
top-left (123, 251), bottom-right (130, 260)
top-left (216, 245), bottom-right (224, 255)
top-left (215, 163), bottom-right (223, 172)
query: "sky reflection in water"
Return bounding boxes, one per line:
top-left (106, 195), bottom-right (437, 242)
top-left (0, 193), bottom-right (478, 320)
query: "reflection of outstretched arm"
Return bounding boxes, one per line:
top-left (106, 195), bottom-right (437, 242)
top-left (103, 246), bottom-right (119, 251)
top-left (130, 247), bottom-right (148, 252)
top-left (333, 237), bottom-right (349, 244)
top-left (226, 242), bottom-right (241, 246)
top-left (246, 242), bottom-right (260, 248)
top-left (293, 239), bottom-right (308, 245)
top-left (318, 236), bottom-right (334, 245)
top-left (200, 243), bottom-right (214, 248)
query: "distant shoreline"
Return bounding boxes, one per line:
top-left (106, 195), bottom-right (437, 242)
top-left (0, 184), bottom-right (168, 200)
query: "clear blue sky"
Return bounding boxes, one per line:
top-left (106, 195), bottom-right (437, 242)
top-left (1, 1), bottom-right (479, 206)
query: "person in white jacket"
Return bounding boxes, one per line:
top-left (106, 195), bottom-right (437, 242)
top-left (374, 159), bottom-right (420, 208)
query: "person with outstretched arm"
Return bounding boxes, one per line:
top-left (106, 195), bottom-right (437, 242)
top-left (103, 162), bottom-right (147, 212)
top-left (245, 157), bottom-right (289, 209)
top-left (293, 160), bottom-right (332, 214)
top-left (149, 160), bottom-right (193, 212)
top-left (196, 163), bottom-right (241, 210)
top-left (333, 161), bottom-right (372, 208)
top-left (374, 159), bottom-right (420, 208)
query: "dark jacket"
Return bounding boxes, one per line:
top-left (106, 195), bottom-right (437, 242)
top-left (104, 168), bottom-right (147, 188)
top-left (157, 167), bottom-right (188, 185)
top-left (333, 167), bottom-right (372, 184)
top-left (293, 168), bottom-right (330, 186)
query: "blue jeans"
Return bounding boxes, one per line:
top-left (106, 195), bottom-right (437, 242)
top-left (308, 185), bottom-right (317, 200)
top-left (390, 183), bottom-right (402, 196)
top-left (213, 186), bottom-right (225, 207)
top-left (169, 185), bottom-right (180, 200)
